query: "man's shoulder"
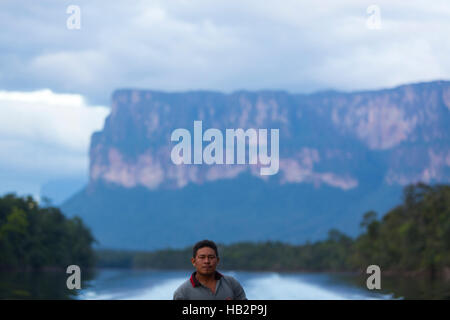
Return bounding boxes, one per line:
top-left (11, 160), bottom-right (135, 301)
top-left (175, 278), bottom-right (193, 291)
top-left (221, 273), bottom-right (247, 300)
top-left (173, 278), bottom-right (193, 299)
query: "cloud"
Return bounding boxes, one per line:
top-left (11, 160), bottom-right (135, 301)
top-left (0, 0), bottom-right (449, 104)
top-left (0, 89), bottom-right (109, 178)
top-left (0, 0), bottom-right (449, 198)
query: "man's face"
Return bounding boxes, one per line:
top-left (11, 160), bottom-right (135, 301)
top-left (191, 246), bottom-right (219, 276)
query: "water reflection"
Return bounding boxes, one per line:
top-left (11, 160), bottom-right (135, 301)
top-left (0, 269), bottom-right (449, 299)
top-left (0, 269), bottom-right (96, 300)
top-left (334, 273), bottom-right (450, 300)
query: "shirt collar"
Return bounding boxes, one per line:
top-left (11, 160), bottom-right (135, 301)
top-left (190, 271), bottom-right (223, 287)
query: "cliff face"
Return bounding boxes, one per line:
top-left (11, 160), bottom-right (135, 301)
top-left (62, 81), bottom-right (450, 250)
top-left (89, 81), bottom-right (450, 192)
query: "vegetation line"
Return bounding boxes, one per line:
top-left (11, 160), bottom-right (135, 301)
top-left (1, 183), bottom-right (448, 279)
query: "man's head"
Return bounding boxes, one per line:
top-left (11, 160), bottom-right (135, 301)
top-left (191, 240), bottom-right (220, 276)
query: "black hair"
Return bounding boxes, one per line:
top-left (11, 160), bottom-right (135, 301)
top-left (192, 239), bottom-right (219, 258)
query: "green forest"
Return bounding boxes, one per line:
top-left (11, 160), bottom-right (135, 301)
top-left (1, 182), bottom-right (449, 278)
top-left (96, 183), bottom-right (450, 278)
top-left (0, 194), bottom-right (96, 270)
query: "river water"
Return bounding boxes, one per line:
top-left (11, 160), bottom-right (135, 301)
top-left (1, 268), bottom-right (448, 299)
top-left (77, 269), bottom-right (392, 300)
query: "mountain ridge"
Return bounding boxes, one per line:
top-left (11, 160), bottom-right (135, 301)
top-left (61, 80), bottom-right (450, 250)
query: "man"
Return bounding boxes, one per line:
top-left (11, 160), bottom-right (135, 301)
top-left (173, 239), bottom-right (247, 300)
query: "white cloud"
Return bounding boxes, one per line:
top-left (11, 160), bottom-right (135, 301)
top-left (29, 51), bottom-right (111, 89)
top-left (0, 89), bottom-right (109, 175)
top-left (0, 0), bottom-right (449, 197)
top-left (1, 0), bottom-right (449, 103)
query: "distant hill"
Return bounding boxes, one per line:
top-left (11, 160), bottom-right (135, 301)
top-left (61, 80), bottom-right (450, 250)
top-left (40, 177), bottom-right (88, 206)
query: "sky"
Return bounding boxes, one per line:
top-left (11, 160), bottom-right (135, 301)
top-left (0, 0), bottom-right (449, 201)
